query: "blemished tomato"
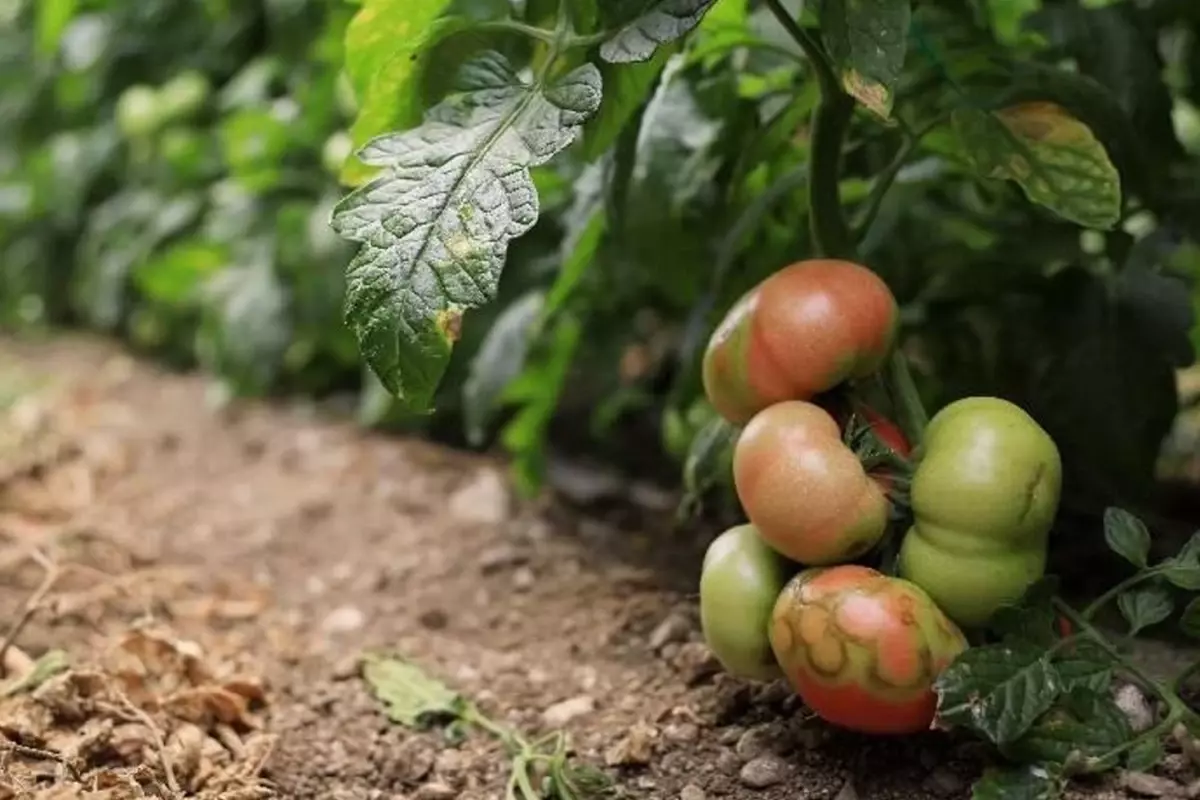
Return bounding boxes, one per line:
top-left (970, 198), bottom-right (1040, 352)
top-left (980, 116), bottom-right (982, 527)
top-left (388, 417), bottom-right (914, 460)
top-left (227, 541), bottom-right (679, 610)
top-left (769, 565), bottom-right (968, 735)
top-left (699, 524), bottom-right (793, 681)
top-left (733, 401), bottom-right (889, 565)
top-left (898, 397), bottom-right (1062, 628)
top-left (702, 260), bottom-right (898, 425)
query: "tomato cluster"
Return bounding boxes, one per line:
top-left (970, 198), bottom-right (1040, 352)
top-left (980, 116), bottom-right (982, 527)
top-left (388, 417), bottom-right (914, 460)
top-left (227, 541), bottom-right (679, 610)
top-left (696, 258), bottom-right (1063, 736)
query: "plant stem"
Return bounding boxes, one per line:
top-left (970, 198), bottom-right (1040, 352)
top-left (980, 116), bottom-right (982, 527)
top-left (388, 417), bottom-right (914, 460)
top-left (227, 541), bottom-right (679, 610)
top-left (1082, 566), bottom-right (1165, 622)
top-left (888, 351), bottom-right (928, 442)
top-left (478, 19), bottom-right (559, 44)
top-left (762, 0), bottom-right (839, 97)
top-left (854, 115), bottom-right (945, 239)
top-left (1053, 598), bottom-right (1167, 698)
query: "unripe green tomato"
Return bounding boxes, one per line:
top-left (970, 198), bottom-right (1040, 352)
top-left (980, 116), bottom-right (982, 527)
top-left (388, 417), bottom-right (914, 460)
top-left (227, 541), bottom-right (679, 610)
top-left (158, 70), bottom-right (211, 123)
top-left (322, 131), bottom-right (354, 176)
top-left (898, 397), bottom-right (1062, 628)
top-left (769, 565), bottom-right (968, 735)
top-left (700, 524), bottom-right (793, 681)
top-left (116, 85), bottom-right (163, 139)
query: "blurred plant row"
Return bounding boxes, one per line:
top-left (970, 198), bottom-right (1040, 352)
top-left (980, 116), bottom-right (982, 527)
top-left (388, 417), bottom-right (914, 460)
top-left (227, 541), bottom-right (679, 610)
top-left (2, 0), bottom-right (1200, 531)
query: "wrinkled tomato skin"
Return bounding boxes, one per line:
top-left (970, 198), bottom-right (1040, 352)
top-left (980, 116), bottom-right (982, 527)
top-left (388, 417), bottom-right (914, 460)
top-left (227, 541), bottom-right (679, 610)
top-left (898, 397), bottom-right (1062, 628)
top-left (699, 525), bottom-right (793, 681)
top-left (703, 260), bottom-right (899, 425)
top-left (733, 401), bottom-right (889, 565)
top-left (769, 565), bottom-right (968, 735)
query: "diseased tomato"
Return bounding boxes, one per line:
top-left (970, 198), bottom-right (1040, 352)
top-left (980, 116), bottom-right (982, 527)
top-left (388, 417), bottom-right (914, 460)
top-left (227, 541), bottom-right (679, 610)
top-left (898, 397), bottom-right (1062, 628)
top-left (699, 524), bottom-right (793, 681)
top-left (769, 565), bottom-right (968, 735)
top-left (733, 401), bottom-right (889, 565)
top-left (702, 259), bottom-right (899, 425)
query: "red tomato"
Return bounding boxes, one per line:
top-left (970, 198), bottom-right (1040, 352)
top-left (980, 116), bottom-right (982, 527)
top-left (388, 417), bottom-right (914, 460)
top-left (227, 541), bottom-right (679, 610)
top-left (733, 401), bottom-right (889, 565)
top-left (770, 565), bottom-right (968, 735)
top-left (859, 406), bottom-right (910, 492)
top-left (702, 260), bottom-right (899, 425)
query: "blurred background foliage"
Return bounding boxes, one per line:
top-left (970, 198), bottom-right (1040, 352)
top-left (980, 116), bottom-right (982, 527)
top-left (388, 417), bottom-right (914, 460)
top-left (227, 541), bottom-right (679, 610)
top-left (2, 0), bottom-right (1200, 550)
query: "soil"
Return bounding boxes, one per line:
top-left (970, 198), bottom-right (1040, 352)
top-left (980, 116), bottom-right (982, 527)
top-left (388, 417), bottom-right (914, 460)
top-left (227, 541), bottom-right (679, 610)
top-left (0, 334), bottom-right (1195, 800)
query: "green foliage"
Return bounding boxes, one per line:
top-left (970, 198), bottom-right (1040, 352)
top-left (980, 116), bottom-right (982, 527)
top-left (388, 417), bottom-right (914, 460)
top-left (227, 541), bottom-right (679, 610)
top-left (934, 509), bottom-right (1200, 799)
top-left (2, 0), bottom-right (1199, 525)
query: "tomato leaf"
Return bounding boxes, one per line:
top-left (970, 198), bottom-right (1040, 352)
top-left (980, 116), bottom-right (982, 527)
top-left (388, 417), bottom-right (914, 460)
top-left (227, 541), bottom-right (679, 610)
top-left (1125, 736), bottom-right (1164, 773)
top-left (951, 101), bottom-right (1121, 230)
top-left (1050, 638), bottom-right (1114, 695)
top-left (599, 0), bottom-right (719, 64)
top-left (1162, 532), bottom-right (1200, 591)
top-left (1117, 586), bottom-right (1174, 636)
top-left (970, 764), bottom-right (1063, 800)
top-left (1002, 687), bottom-right (1132, 768)
top-left (1178, 597), bottom-right (1200, 640)
top-left (989, 577), bottom-right (1061, 648)
top-left (339, 0), bottom-right (466, 186)
top-left (582, 45), bottom-right (677, 161)
top-left (679, 414), bottom-right (738, 520)
top-left (331, 52), bottom-right (602, 410)
top-left (462, 291), bottom-right (546, 446)
top-left (819, 0), bottom-right (911, 120)
top-left (362, 652), bottom-right (466, 728)
top-left (935, 643), bottom-right (1063, 746)
top-left (1103, 507), bottom-right (1151, 569)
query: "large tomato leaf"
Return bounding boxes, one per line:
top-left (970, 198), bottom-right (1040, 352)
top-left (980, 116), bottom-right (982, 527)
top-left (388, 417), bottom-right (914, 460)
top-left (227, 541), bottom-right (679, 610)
top-left (331, 52), bottom-right (602, 410)
top-left (819, 0), bottom-right (911, 120)
top-left (935, 643), bottom-right (1062, 746)
top-left (951, 102), bottom-right (1121, 230)
top-left (599, 0), bottom-right (719, 64)
top-left (1003, 687), bottom-right (1132, 768)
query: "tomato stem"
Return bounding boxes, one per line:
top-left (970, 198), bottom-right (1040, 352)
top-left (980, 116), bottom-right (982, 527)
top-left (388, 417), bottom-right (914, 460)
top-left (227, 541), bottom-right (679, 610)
top-left (887, 352), bottom-right (928, 444)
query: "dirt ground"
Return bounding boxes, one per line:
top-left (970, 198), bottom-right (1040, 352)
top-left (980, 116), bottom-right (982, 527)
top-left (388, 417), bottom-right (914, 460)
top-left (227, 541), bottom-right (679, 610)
top-left (1, 334), bottom-right (1195, 800)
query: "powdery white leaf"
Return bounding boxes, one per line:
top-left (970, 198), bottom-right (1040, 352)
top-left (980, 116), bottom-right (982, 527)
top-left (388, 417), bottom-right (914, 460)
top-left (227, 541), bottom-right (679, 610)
top-left (331, 52), bottom-right (602, 409)
top-left (600, 0), bottom-right (719, 64)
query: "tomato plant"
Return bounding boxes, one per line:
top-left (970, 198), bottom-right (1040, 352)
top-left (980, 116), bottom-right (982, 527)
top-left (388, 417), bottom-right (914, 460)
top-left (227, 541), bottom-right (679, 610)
top-left (898, 397), bottom-right (1063, 628)
top-left (733, 400), bottom-right (890, 565)
top-left (769, 564), bottom-right (967, 735)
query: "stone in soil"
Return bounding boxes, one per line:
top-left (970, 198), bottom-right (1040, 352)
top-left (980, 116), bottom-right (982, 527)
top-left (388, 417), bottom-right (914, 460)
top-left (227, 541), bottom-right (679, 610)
top-left (739, 754), bottom-right (790, 789)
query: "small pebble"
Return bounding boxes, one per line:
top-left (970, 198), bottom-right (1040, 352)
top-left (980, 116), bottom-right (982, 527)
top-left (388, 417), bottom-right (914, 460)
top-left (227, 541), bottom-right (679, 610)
top-left (321, 606), bottom-right (366, 634)
top-left (418, 608), bottom-right (449, 630)
top-left (512, 566), bottom-right (536, 591)
top-left (1115, 684), bottom-right (1156, 733)
top-left (680, 784), bottom-right (707, 800)
top-left (1121, 771), bottom-right (1183, 797)
top-left (833, 781), bottom-right (858, 800)
top-left (649, 611), bottom-right (692, 650)
top-left (739, 755), bottom-right (790, 789)
top-left (605, 720), bottom-right (658, 766)
top-left (736, 725), bottom-right (777, 761)
top-left (672, 642), bottom-right (720, 685)
top-left (923, 767), bottom-right (966, 797)
top-left (662, 722), bottom-right (700, 744)
top-left (718, 726), bottom-right (745, 745)
top-left (715, 749), bottom-right (742, 776)
top-left (542, 695), bottom-right (596, 727)
top-left (330, 655), bottom-right (361, 681)
top-left (414, 783), bottom-right (456, 800)
top-left (449, 469), bottom-right (511, 524)
top-left (477, 543), bottom-right (528, 574)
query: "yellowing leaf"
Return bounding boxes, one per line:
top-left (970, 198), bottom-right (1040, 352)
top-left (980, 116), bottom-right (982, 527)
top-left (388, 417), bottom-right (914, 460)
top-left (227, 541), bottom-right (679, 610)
top-left (953, 101), bottom-right (1122, 230)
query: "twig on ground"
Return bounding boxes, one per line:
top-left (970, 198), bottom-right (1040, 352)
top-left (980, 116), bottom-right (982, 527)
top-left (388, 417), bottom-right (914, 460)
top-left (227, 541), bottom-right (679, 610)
top-left (0, 737), bottom-right (83, 781)
top-left (0, 551), bottom-right (60, 677)
top-left (105, 693), bottom-right (182, 794)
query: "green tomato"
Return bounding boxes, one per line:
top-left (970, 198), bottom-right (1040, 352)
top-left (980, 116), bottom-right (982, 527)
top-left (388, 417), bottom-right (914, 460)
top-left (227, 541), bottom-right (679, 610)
top-left (700, 524), bottom-right (792, 681)
top-left (158, 70), bottom-right (211, 123)
top-left (898, 397), bottom-right (1062, 628)
top-left (116, 85), bottom-right (163, 139)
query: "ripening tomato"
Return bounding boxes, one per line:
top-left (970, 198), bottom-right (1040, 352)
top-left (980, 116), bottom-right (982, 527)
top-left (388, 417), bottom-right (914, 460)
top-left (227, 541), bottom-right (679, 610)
top-left (769, 565), bottom-right (968, 735)
top-left (898, 397), bottom-right (1062, 628)
top-left (702, 260), bottom-right (899, 425)
top-left (733, 401), bottom-right (889, 565)
top-left (699, 524), bottom-right (793, 681)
